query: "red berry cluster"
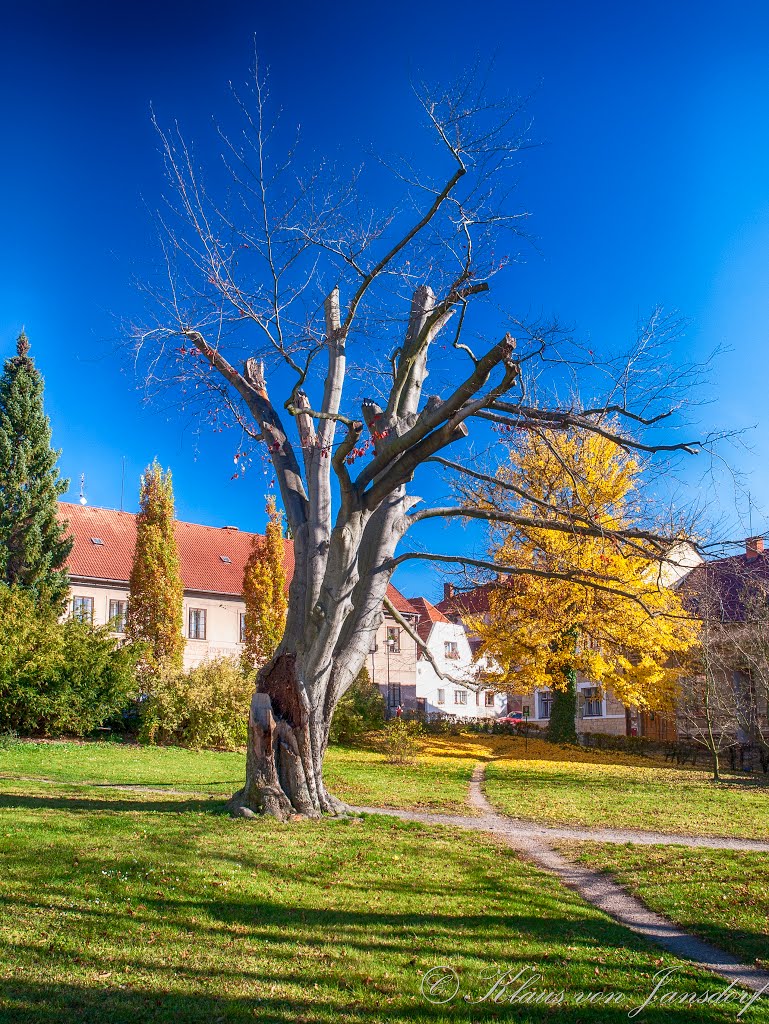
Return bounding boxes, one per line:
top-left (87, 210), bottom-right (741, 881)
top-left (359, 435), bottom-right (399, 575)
top-left (345, 437), bottom-right (373, 465)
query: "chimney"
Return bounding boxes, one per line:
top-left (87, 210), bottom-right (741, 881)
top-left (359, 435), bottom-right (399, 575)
top-left (443, 583), bottom-right (455, 602)
top-left (746, 536), bottom-right (764, 561)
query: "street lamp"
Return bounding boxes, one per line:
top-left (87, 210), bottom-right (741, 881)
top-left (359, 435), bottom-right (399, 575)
top-left (385, 634), bottom-right (400, 715)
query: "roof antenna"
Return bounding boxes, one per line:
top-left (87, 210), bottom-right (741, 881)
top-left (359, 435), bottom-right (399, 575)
top-left (79, 473), bottom-right (88, 507)
top-left (120, 456), bottom-right (126, 512)
top-left (749, 491), bottom-right (753, 538)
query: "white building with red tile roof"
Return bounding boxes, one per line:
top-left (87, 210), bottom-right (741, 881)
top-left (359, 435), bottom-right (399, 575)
top-left (60, 502), bottom-right (419, 696)
top-left (408, 597), bottom-right (506, 719)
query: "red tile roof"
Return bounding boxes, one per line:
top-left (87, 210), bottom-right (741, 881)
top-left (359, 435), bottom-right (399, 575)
top-left (408, 596), bottom-right (450, 643)
top-left (386, 587), bottom-right (419, 616)
top-left (59, 502), bottom-right (415, 613)
top-left (436, 582), bottom-right (497, 619)
top-left (680, 552), bottom-right (769, 622)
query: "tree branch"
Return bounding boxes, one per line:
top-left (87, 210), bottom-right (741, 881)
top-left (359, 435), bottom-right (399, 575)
top-left (331, 419), bottom-right (364, 512)
top-left (383, 594), bottom-right (472, 687)
top-left (384, 551), bottom-right (676, 616)
top-left (184, 330), bottom-right (308, 529)
top-left (356, 333), bottom-right (518, 494)
top-left (408, 505), bottom-right (670, 552)
top-left (342, 164), bottom-right (467, 333)
top-left (479, 404), bottom-right (702, 455)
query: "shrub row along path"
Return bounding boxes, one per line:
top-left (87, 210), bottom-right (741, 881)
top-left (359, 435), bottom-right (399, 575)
top-left (355, 763), bottom-right (769, 995)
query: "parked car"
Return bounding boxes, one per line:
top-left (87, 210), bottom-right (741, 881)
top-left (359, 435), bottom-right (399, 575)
top-left (497, 712), bottom-right (524, 726)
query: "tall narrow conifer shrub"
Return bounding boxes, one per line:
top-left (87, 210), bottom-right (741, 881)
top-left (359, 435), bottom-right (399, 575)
top-left (126, 461), bottom-right (184, 677)
top-left (0, 333), bottom-right (72, 609)
top-left (242, 495), bottom-right (288, 668)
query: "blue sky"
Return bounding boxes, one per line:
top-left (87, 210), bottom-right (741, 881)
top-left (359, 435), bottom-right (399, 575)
top-left (2, 0), bottom-right (768, 599)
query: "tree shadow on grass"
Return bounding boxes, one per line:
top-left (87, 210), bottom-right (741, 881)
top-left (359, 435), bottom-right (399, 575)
top-left (0, 978), bottom-right (744, 1024)
top-left (0, 791), bottom-right (223, 815)
top-left (0, 806), bottom-right (762, 1023)
top-left (88, 780), bottom-right (239, 790)
top-left (0, 892), bottom-right (754, 1024)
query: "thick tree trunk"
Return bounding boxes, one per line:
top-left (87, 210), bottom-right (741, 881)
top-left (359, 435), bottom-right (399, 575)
top-left (227, 652), bottom-right (350, 820)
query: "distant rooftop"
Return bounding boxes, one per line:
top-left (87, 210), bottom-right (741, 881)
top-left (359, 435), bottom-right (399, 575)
top-left (60, 502), bottom-right (416, 613)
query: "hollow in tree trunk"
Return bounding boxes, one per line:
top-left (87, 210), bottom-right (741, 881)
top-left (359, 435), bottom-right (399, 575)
top-left (227, 647), bottom-right (363, 821)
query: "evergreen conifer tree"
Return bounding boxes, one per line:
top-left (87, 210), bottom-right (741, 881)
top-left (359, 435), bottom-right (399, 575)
top-left (242, 496), bottom-right (288, 668)
top-left (549, 669), bottom-right (578, 744)
top-left (126, 461), bottom-right (185, 677)
top-left (0, 332), bottom-right (72, 609)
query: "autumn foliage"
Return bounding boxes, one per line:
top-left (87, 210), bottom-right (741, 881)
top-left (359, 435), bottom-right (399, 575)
top-left (470, 426), bottom-right (698, 711)
top-left (126, 461), bottom-right (185, 677)
top-left (241, 496), bottom-right (288, 668)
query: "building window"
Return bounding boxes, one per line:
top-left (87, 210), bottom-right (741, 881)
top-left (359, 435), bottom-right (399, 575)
top-left (582, 686), bottom-right (602, 717)
top-left (444, 640), bottom-right (459, 660)
top-left (538, 690), bottom-right (553, 720)
top-left (72, 596), bottom-right (93, 624)
top-left (454, 690), bottom-right (467, 705)
top-left (387, 626), bottom-right (401, 653)
top-left (239, 612), bottom-right (247, 644)
top-left (189, 608), bottom-right (207, 640)
top-left (484, 691), bottom-right (495, 707)
top-left (108, 599), bottom-right (128, 633)
top-left (437, 688), bottom-right (445, 705)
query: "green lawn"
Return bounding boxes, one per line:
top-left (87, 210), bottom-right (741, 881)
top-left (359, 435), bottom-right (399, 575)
top-left (4, 736), bottom-right (769, 837)
top-left (0, 738), bottom-right (479, 813)
top-left (0, 776), bottom-right (761, 1023)
top-left (0, 738), bottom-right (244, 794)
top-left (484, 740), bottom-right (769, 839)
top-left (559, 843), bottom-right (769, 972)
top-left (323, 743), bottom-right (478, 813)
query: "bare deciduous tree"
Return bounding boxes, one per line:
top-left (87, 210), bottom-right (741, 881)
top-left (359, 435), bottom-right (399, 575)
top-left (134, 64), bottom-right (712, 818)
top-left (680, 556), bottom-right (769, 778)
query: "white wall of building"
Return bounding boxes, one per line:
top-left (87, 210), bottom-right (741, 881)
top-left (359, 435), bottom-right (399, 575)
top-left (504, 680), bottom-right (627, 734)
top-left (416, 620), bottom-right (505, 719)
top-left (365, 619), bottom-right (419, 714)
top-left (69, 579), bottom-right (417, 682)
top-left (69, 581), bottom-right (247, 670)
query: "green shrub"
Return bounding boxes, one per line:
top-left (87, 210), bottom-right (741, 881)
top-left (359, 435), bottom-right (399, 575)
top-left (0, 586), bottom-right (61, 733)
top-left (52, 619), bottom-right (142, 736)
top-left (0, 585), bottom-right (140, 736)
top-left (139, 657), bottom-right (254, 750)
top-left (377, 718), bottom-right (423, 764)
top-left (329, 666), bottom-right (385, 745)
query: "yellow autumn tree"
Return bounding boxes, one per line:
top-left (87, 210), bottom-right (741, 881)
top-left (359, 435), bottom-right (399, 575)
top-left (242, 496), bottom-right (288, 668)
top-left (126, 461), bottom-right (185, 678)
top-left (469, 426), bottom-right (697, 738)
